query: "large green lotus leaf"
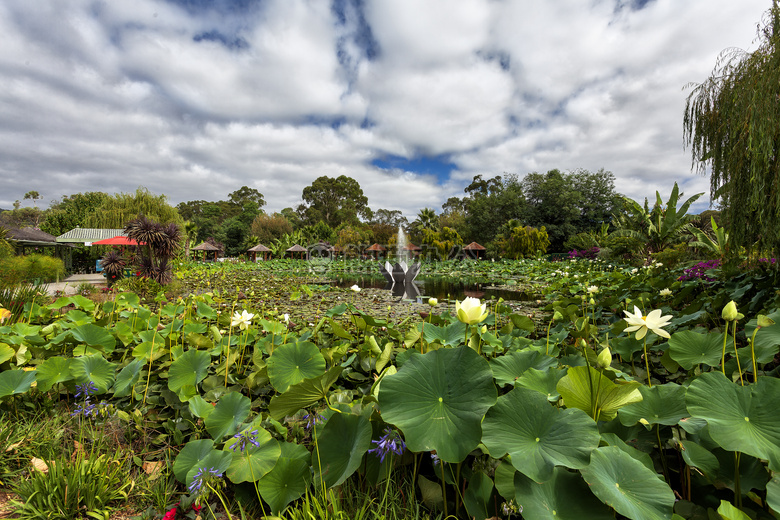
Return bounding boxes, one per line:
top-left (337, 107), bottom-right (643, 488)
top-left (0, 369), bottom-right (36, 398)
top-left (70, 324), bottom-right (116, 354)
top-left (257, 442), bottom-right (312, 515)
top-left (269, 366), bottom-right (343, 421)
top-left (668, 330), bottom-right (723, 370)
top-left (378, 345), bottom-right (497, 463)
top-left (188, 395), bottom-right (215, 420)
top-left (112, 358), bottom-right (145, 397)
top-left (206, 391), bottom-right (251, 440)
top-left (132, 341), bottom-right (168, 362)
top-left (557, 366), bottom-right (642, 421)
top-left (482, 387), bottom-right (600, 482)
top-left (173, 439), bottom-right (214, 482)
top-left (225, 428), bottom-right (280, 483)
top-left (767, 475), bottom-right (780, 515)
top-left (580, 446), bottom-right (675, 520)
top-left (34, 356), bottom-right (73, 392)
top-left (70, 355), bottom-right (116, 393)
top-left (686, 372), bottom-right (780, 471)
top-left (717, 501), bottom-right (752, 520)
top-left (600, 433), bottom-right (655, 473)
top-left (48, 295), bottom-right (95, 312)
top-left (514, 466), bottom-right (614, 520)
top-left (516, 366), bottom-right (567, 402)
top-left (313, 412), bottom-right (372, 488)
top-left (267, 341), bottom-right (326, 393)
top-left (619, 384), bottom-right (688, 426)
top-left (167, 349), bottom-right (211, 396)
top-left (489, 349), bottom-right (557, 387)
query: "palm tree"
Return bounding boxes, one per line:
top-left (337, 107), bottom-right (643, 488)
top-left (125, 216), bottom-right (181, 285)
top-left (413, 208), bottom-right (439, 233)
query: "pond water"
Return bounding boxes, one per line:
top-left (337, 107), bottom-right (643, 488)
top-left (331, 275), bottom-right (535, 302)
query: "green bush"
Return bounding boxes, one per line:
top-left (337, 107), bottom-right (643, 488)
top-left (113, 276), bottom-right (164, 302)
top-left (501, 226), bottom-right (551, 259)
top-left (650, 243), bottom-right (690, 269)
top-left (0, 254), bottom-right (65, 286)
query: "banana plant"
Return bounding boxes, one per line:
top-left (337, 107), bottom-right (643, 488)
top-left (690, 216), bottom-right (729, 258)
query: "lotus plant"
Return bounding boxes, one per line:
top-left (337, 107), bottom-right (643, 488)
top-left (624, 306), bottom-right (672, 386)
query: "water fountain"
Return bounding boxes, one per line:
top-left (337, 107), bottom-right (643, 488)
top-left (378, 226), bottom-right (421, 298)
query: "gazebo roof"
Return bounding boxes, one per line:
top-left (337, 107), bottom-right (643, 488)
top-left (7, 227), bottom-right (57, 243)
top-left (56, 228), bottom-right (125, 243)
top-left (193, 242), bottom-right (222, 251)
top-left (403, 243), bottom-right (422, 251)
top-left (365, 243), bottom-right (386, 251)
top-left (286, 244), bottom-right (308, 252)
top-left (248, 244), bottom-right (271, 252)
top-left (464, 242), bottom-right (486, 250)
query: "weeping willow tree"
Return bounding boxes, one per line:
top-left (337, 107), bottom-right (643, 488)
top-left (83, 187), bottom-right (182, 228)
top-left (684, 2), bottom-right (780, 257)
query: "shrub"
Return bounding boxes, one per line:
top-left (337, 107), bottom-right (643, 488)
top-left (501, 226), bottom-right (550, 259)
top-left (678, 259), bottom-right (721, 281)
top-left (113, 276), bottom-right (164, 302)
top-left (0, 254), bottom-right (65, 285)
top-left (650, 243), bottom-right (689, 269)
top-left (569, 247), bottom-right (599, 260)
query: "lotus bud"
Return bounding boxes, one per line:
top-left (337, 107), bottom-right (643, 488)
top-left (552, 310), bottom-right (564, 322)
top-left (480, 325), bottom-right (487, 334)
top-left (757, 315), bottom-right (775, 328)
top-left (596, 347), bottom-right (612, 369)
top-left (576, 338), bottom-right (587, 349)
top-left (428, 297), bottom-right (438, 307)
top-left (722, 301), bottom-right (744, 322)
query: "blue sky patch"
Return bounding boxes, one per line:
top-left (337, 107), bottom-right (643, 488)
top-left (372, 155), bottom-right (457, 184)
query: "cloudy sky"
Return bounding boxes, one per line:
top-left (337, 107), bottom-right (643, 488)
top-left (0, 0), bottom-right (770, 218)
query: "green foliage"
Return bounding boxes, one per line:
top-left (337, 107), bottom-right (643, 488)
top-left (498, 225), bottom-right (550, 259)
top-left (690, 216), bottom-right (730, 259)
top-left (463, 174), bottom-right (526, 244)
top-left (684, 4), bottom-right (780, 256)
top-left (84, 187), bottom-right (182, 229)
top-left (611, 182), bottom-right (703, 255)
top-left (251, 212), bottom-right (293, 246)
top-left (0, 253), bottom-right (65, 285)
top-left (650, 243), bottom-right (690, 268)
top-left (112, 276), bottom-right (163, 302)
top-left (299, 175), bottom-right (371, 228)
top-left (40, 192), bottom-right (110, 237)
top-left (11, 451), bottom-right (133, 519)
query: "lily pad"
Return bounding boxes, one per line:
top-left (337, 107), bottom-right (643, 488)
top-left (482, 387), bottom-right (600, 482)
top-left (313, 411), bottom-right (372, 488)
top-left (557, 366), bottom-right (642, 421)
top-left (112, 358), bottom-right (145, 397)
top-left (0, 369), bottom-right (36, 398)
top-left (513, 466), bottom-right (614, 520)
top-left (379, 345), bottom-right (497, 463)
top-left (489, 349), bottom-right (557, 387)
top-left (167, 349), bottom-right (211, 397)
top-left (70, 355), bottom-right (116, 393)
top-left (619, 384), bottom-right (688, 426)
top-left (257, 442), bottom-right (311, 514)
top-left (34, 356), bottom-right (73, 392)
top-left (269, 366), bottom-right (343, 421)
top-left (667, 330), bottom-right (723, 370)
top-left (205, 391), bottom-right (251, 440)
top-left (225, 428), bottom-right (280, 484)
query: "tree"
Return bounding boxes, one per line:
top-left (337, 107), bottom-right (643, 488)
top-left (228, 186), bottom-right (266, 208)
top-left (522, 170), bottom-right (581, 252)
top-left (684, 3), bottom-right (780, 256)
top-left (413, 208), bottom-right (439, 234)
top-left (251, 213), bottom-right (293, 245)
top-left (124, 216), bottom-right (181, 285)
top-left (299, 176), bottom-right (371, 228)
top-left (41, 192), bottom-right (110, 236)
top-left (85, 187), bottom-right (182, 228)
top-left (463, 174), bottom-right (526, 244)
top-left (23, 191), bottom-right (42, 207)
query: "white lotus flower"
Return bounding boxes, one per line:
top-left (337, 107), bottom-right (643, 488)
top-left (231, 310), bottom-right (255, 330)
top-left (623, 306), bottom-right (672, 339)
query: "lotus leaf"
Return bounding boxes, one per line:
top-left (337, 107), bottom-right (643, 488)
top-left (490, 349), bottom-right (557, 387)
top-left (378, 345), bottom-right (497, 463)
top-left (206, 391), bottom-right (251, 440)
top-left (70, 355), bottom-right (117, 393)
top-left (267, 341), bottom-right (326, 393)
top-left (516, 366), bottom-right (567, 401)
top-left (557, 366), bottom-right (642, 421)
top-left (312, 411), bottom-right (372, 488)
top-left (580, 446), bottom-right (675, 520)
top-left (482, 386), bottom-right (600, 482)
top-left (269, 366), bottom-right (343, 421)
top-left (667, 330), bottom-right (724, 370)
top-left (686, 372), bottom-right (780, 471)
top-left (167, 348), bottom-right (211, 397)
top-left (513, 467), bottom-right (614, 520)
top-left (0, 369), bottom-right (36, 398)
top-left (257, 442), bottom-right (311, 514)
top-left (619, 384), bottom-right (688, 426)
top-left (225, 427), bottom-right (280, 483)
top-left (33, 356), bottom-right (73, 392)
top-left (112, 358), bottom-right (145, 397)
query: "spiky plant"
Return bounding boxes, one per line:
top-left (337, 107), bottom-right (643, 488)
top-left (99, 251), bottom-right (126, 285)
top-left (124, 216), bottom-right (181, 285)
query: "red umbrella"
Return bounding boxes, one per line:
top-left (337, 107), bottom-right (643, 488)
top-left (93, 236), bottom-right (144, 246)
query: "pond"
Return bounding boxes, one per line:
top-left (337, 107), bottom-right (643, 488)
top-left (330, 274), bottom-right (536, 302)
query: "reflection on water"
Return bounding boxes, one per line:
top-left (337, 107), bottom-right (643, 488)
top-left (332, 275), bottom-right (533, 302)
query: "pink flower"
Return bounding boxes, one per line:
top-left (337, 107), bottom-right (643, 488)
top-left (162, 505), bottom-right (178, 520)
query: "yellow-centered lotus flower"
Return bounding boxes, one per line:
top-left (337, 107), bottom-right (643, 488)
top-left (623, 305), bottom-right (672, 339)
top-left (231, 310), bottom-right (255, 331)
top-left (455, 297), bottom-right (488, 325)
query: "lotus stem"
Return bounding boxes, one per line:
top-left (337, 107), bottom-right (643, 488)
top-left (749, 326), bottom-right (760, 382)
top-left (643, 337), bottom-right (652, 387)
top-left (732, 321), bottom-right (744, 386)
top-left (721, 325), bottom-right (728, 376)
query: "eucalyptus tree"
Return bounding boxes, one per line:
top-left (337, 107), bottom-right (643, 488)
top-left (684, 2), bottom-right (780, 256)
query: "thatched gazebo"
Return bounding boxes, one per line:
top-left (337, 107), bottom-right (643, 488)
top-left (464, 242), bottom-right (486, 259)
top-left (193, 242), bottom-right (222, 261)
top-left (364, 243), bottom-right (386, 259)
top-left (285, 244), bottom-right (308, 259)
top-left (247, 243), bottom-right (272, 262)
top-left (402, 243), bottom-right (422, 258)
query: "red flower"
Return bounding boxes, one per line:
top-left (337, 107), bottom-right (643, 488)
top-left (162, 503), bottom-right (179, 520)
top-left (192, 505), bottom-right (202, 514)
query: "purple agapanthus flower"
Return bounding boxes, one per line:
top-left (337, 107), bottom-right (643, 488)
top-left (368, 427), bottom-right (406, 462)
top-left (302, 412), bottom-right (326, 431)
top-left (71, 400), bottom-right (97, 417)
top-left (229, 430), bottom-right (261, 452)
top-left (188, 467), bottom-right (223, 494)
top-left (74, 381), bottom-right (98, 399)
